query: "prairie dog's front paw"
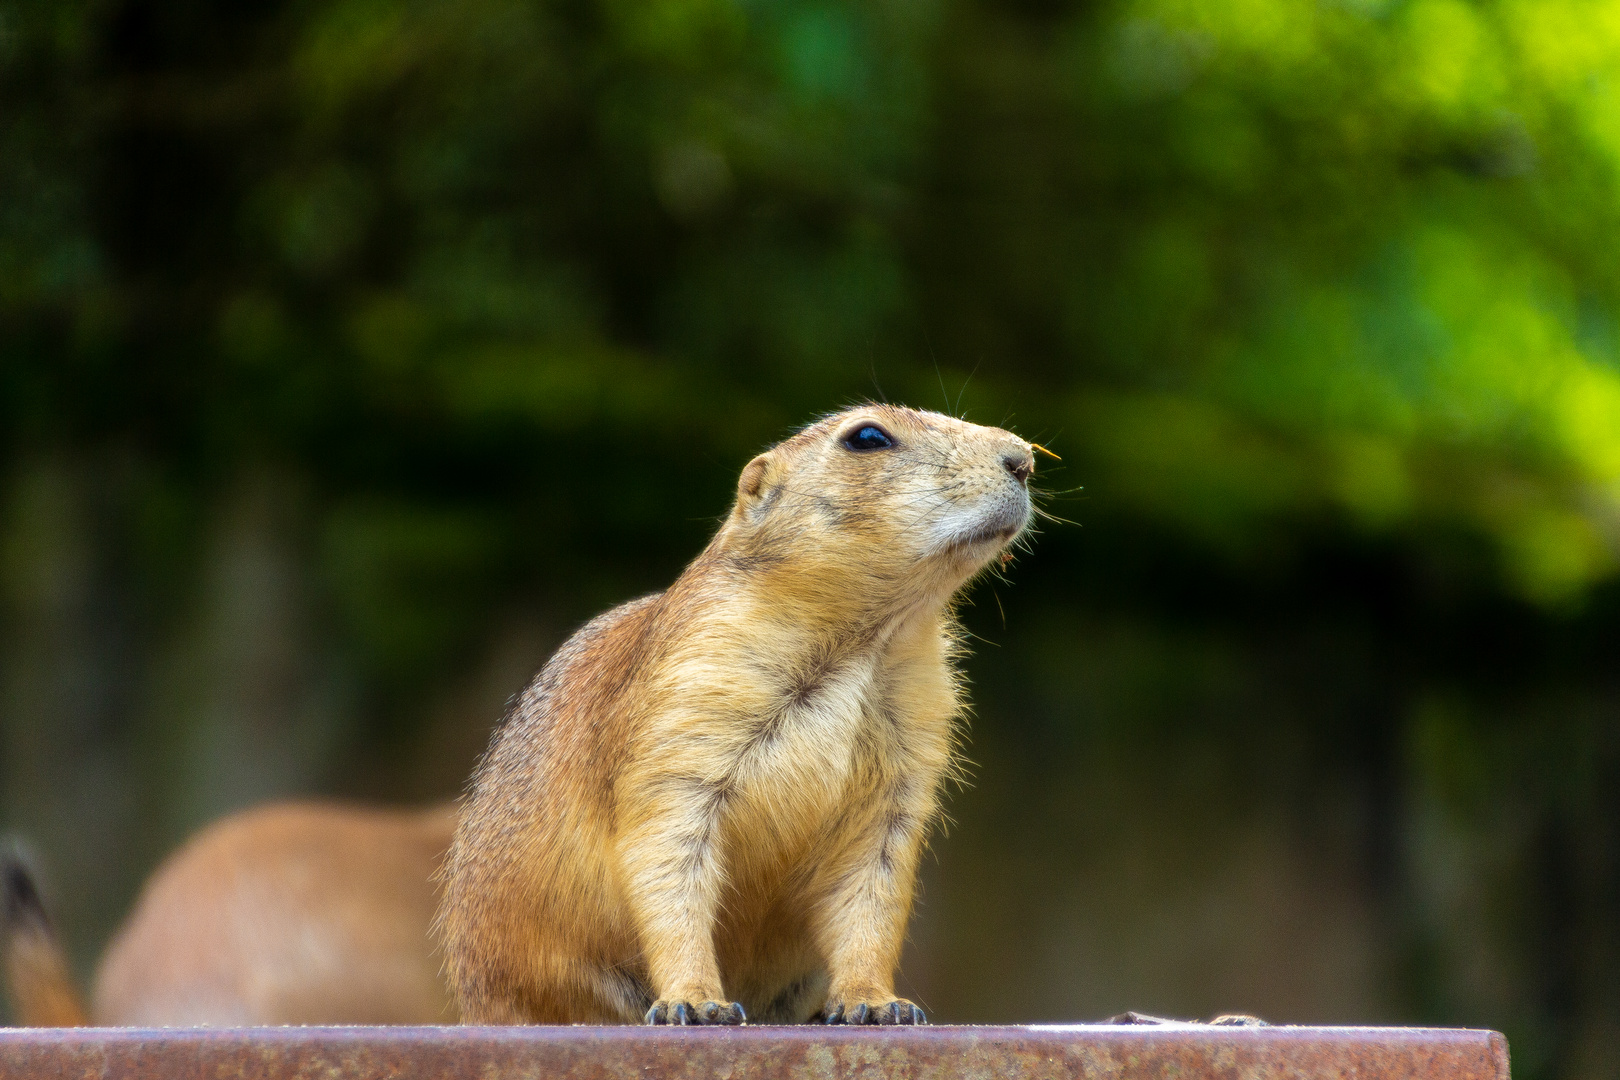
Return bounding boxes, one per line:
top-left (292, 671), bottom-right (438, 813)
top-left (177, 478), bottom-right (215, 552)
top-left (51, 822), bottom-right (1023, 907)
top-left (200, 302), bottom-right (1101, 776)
top-left (819, 997), bottom-right (927, 1025)
top-left (646, 999), bottom-right (746, 1025)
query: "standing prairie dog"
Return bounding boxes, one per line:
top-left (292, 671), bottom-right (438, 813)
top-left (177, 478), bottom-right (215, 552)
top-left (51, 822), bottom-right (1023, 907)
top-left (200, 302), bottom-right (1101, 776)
top-left (439, 405), bottom-right (1037, 1026)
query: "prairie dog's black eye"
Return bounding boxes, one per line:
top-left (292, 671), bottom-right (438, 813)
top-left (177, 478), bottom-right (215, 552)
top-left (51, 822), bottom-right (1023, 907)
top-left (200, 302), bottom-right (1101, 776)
top-left (842, 424), bottom-right (895, 452)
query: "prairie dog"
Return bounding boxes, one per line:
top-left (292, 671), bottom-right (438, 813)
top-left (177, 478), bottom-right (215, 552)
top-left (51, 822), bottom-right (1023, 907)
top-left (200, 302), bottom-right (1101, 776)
top-left (439, 405), bottom-right (1036, 1025)
top-left (3, 801), bottom-right (455, 1026)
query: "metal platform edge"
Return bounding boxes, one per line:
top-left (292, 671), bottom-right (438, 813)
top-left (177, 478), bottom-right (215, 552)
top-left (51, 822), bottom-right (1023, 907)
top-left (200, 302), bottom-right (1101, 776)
top-left (0, 1023), bottom-right (1510, 1080)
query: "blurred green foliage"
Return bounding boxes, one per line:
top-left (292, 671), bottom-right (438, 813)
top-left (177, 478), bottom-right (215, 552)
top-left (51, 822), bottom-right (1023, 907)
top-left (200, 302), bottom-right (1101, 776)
top-left (4, 0), bottom-right (1620, 1074)
top-left (10, 0), bottom-right (1620, 609)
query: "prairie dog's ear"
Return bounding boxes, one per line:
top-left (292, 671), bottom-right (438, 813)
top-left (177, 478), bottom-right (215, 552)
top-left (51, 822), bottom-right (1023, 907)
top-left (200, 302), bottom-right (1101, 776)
top-left (735, 453), bottom-right (776, 516)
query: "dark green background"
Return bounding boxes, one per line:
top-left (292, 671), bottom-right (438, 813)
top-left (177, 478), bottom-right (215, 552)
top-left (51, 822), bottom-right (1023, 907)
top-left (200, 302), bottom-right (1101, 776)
top-left (4, 0), bottom-right (1620, 1075)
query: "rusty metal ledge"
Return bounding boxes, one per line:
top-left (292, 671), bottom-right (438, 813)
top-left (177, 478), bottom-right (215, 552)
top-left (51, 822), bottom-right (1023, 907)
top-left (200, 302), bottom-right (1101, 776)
top-left (0, 1024), bottom-right (1509, 1079)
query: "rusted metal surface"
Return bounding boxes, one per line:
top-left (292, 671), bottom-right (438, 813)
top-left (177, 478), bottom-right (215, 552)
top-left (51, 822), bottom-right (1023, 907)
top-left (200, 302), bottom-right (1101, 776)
top-left (0, 1024), bottom-right (1509, 1080)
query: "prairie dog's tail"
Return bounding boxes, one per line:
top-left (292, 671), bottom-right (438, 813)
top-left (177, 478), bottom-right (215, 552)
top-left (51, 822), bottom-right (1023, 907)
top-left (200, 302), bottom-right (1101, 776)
top-left (2, 846), bottom-right (89, 1026)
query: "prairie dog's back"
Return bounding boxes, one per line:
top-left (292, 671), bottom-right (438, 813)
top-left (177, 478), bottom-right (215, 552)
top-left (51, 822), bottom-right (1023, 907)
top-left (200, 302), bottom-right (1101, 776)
top-left (93, 801), bottom-right (456, 1026)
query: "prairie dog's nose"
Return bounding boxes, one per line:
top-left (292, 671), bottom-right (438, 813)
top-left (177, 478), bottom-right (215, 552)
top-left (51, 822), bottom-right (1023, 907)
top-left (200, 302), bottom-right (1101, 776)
top-left (1003, 449), bottom-right (1034, 485)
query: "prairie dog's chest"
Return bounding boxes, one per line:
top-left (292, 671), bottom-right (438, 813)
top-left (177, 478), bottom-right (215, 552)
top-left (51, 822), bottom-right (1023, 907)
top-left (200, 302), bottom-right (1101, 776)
top-left (731, 654), bottom-right (885, 805)
top-left (727, 637), bottom-right (954, 824)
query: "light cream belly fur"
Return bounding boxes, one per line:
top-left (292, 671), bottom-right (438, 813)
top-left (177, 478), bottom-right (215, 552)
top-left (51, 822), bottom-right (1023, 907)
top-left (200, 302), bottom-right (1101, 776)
top-left (705, 633), bottom-right (951, 1022)
top-left (709, 663), bottom-right (876, 1020)
top-left (544, 615), bottom-right (955, 1022)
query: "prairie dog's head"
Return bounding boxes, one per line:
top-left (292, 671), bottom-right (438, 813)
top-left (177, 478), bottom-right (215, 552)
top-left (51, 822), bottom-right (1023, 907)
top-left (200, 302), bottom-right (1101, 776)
top-left (720, 405), bottom-right (1037, 607)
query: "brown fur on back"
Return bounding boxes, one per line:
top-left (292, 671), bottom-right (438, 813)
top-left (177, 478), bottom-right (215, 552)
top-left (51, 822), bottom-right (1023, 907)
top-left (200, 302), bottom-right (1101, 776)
top-left (93, 801), bottom-right (457, 1025)
top-left (440, 405), bottom-right (1036, 1025)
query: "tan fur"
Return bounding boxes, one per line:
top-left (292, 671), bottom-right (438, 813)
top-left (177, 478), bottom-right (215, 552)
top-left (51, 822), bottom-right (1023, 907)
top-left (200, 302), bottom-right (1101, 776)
top-left (439, 405), bottom-right (1036, 1026)
top-left (1, 856), bottom-right (89, 1026)
top-left (96, 801), bottom-right (457, 1025)
top-left (5, 801), bottom-right (456, 1027)
top-left (4, 931), bottom-right (89, 1027)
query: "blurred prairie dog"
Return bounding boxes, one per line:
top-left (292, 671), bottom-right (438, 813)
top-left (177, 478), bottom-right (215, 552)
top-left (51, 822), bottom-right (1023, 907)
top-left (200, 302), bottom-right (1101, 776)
top-left (439, 404), bottom-right (1037, 1026)
top-left (2, 801), bottom-right (456, 1026)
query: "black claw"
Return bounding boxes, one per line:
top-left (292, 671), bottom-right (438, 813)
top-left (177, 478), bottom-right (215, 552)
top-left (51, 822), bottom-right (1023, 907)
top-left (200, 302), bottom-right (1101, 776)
top-left (913, 1005), bottom-right (927, 1025)
top-left (883, 1002), bottom-right (901, 1025)
top-left (646, 1003), bottom-right (666, 1024)
top-left (850, 1003), bottom-right (870, 1025)
top-left (674, 1002), bottom-right (693, 1025)
top-left (701, 1002), bottom-right (720, 1023)
top-left (823, 1003), bottom-right (845, 1025)
top-left (728, 1002), bottom-right (747, 1025)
